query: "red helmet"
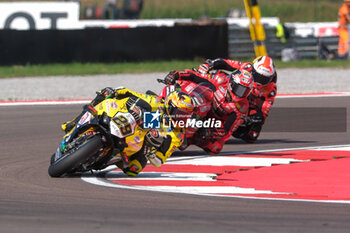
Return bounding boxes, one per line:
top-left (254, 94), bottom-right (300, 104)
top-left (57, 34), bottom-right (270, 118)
top-left (252, 56), bottom-right (276, 85)
top-left (227, 69), bottom-right (253, 100)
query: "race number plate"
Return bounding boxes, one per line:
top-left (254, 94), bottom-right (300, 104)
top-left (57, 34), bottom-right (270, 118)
top-left (110, 112), bottom-right (137, 138)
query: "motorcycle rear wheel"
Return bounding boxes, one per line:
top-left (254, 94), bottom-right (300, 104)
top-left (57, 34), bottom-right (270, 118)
top-left (48, 135), bottom-right (103, 177)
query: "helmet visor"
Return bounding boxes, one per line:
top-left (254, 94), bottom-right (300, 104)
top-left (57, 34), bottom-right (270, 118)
top-left (252, 68), bottom-right (272, 85)
top-left (167, 101), bottom-right (192, 122)
top-left (229, 82), bottom-right (251, 98)
top-left (188, 83), bottom-right (214, 107)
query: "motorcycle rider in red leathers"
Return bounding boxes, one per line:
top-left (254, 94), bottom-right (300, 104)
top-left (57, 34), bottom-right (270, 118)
top-left (196, 56), bottom-right (277, 143)
top-left (163, 68), bottom-right (254, 154)
top-left (158, 80), bottom-right (215, 145)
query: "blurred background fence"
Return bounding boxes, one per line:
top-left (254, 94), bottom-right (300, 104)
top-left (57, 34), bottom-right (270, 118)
top-left (0, 24), bottom-right (228, 65)
top-left (228, 22), bottom-right (339, 59)
top-left (0, 1), bottom-right (342, 65)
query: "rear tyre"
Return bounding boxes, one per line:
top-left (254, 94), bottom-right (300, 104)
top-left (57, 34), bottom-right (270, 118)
top-left (48, 136), bottom-right (103, 177)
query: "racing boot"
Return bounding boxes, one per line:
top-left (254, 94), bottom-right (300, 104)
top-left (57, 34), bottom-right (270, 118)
top-left (179, 136), bottom-right (190, 151)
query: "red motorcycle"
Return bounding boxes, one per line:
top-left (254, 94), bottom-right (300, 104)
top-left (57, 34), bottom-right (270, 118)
top-left (156, 68), bottom-right (254, 153)
top-left (156, 69), bottom-right (225, 150)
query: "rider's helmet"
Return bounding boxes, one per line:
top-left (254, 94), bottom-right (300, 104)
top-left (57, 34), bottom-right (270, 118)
top-left (164, 91), bottom-right (194, 126)
top-left (251, 56), bottom-right (276, 86)
top-left (226, 69), bottom-right (253, 101)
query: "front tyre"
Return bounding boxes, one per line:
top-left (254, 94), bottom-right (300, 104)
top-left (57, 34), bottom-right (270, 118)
top-left (48, 135), bottom-right (103, 177)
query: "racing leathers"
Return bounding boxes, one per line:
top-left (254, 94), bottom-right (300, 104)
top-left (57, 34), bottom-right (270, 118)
top-left (62, 87), bottom-right (184, 176)
top-left (158, 80), bottom-right (214, 148)
top-left (198, 58), bottom-right (277, 143)
top-left (113, 87), bottom-right (184, 175)
top-left (164, 69), bottom-right (250, 154)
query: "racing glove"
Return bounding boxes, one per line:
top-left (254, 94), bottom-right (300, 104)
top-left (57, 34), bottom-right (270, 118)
top-left (242, 124), bottom-right (262, 143)
top-left (233, 124), bottom-right (262, 143)
top-left (144, 144), bottom-right (163, 167)
top-left (197, 59), bottom-right (214, 74)
top-left (144, 143), bottom-right (157, 156)
top-left (99, 87), bottom-right (115, 98)
top-left (91, 87), bottom-right (115, 106)
top-left (164, 70), bottom-right (180, 85)
top-left (200, 128), bottom-right (226, 139)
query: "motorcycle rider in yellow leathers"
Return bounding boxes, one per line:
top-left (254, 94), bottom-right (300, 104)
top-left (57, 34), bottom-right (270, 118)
top-left (62, 86), bottom-right (194, 176)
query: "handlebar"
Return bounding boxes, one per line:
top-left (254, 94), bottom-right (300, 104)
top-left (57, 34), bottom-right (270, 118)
top-left (157, 79), bottom-right (166, 84)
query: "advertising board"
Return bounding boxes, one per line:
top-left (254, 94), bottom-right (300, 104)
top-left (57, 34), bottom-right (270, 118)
top-left (0, 2), bottom-right (79, 30)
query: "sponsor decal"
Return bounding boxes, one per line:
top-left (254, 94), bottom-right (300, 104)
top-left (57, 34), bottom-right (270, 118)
top-left (170, 145), bottom-right (177, 154)
top-left (134, 136), bottom-right (141, 144)
top-left (110, 101), bottom-right (118, 110)
top-left (219, 85), bottom-right (226, 93)
top-left (184, 83), bottom-right (196, 93)
top-left (199, 106), bottom-right (210, 113)
top-left (127, 141), bottom-right (142, 150)
top-left (166, 86), bottom-right (175, 96)
top-left (0, 2), bottom-right (79, 30)
top-left (105, 100), bottom-right (111, 115)
top-left (149, 129), bottom-right (159, 138)
top-left (131, 105), bottom-right (141, 116)
top-left (216, 76), bottom-right (225, 84)
top-left (214, 91), bottom-right (224, 101)
top-left (242, 70), bottom-right (251, 79)
top-left (78, 112), bottom-right (91, 126)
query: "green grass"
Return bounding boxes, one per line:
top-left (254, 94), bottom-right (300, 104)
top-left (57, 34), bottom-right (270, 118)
top-left (104, 0), bottom-right (341, 22)
top-left (0, 0), bottom-right (342, 22)
top-left (114, 0), bottom-right (342, 22)
top-left (2, 59), bottom-right (350, 78)
top-left (0, 61), bottom-right (201, 78)
top-left (139, 0), bottom-right (341, 22)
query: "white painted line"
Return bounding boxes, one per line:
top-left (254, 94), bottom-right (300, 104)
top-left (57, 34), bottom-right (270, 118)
top-left (131, 185), bottom-right (284, 195)
top-left (277, 92), bottom-right (350, 98)
top-left (0, 99), bottom-right (90, 106)
top-left (82, 173), bottom-right (287, 195)
top-left (106, 172), bottom-right (217, 181)
top-left (81, 175), bottom-right (350, 204)
top-left (167, 156), bottom-right (305, 166)
top-left (216, 144), bottom-right (350, 157)
top-left (81, 144), bottom-right (350, 204)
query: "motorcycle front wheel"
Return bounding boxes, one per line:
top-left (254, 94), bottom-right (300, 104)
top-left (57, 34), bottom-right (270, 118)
top-left (48, 135), bottom-right (103, 177)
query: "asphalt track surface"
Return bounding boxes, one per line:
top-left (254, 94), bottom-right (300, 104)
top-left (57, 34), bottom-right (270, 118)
top-left (1, 95), bottom-right (350, 233)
